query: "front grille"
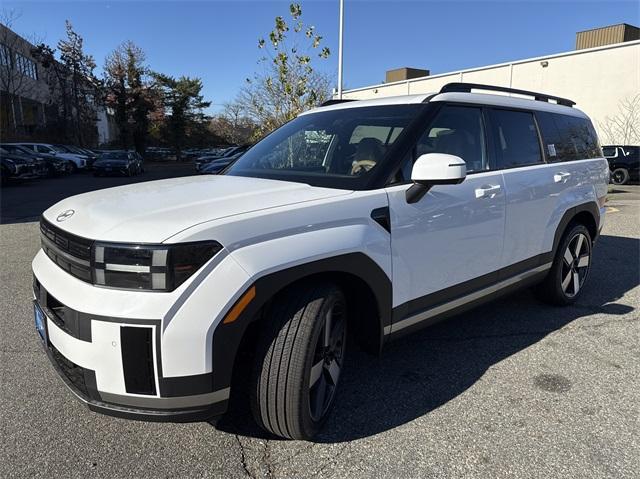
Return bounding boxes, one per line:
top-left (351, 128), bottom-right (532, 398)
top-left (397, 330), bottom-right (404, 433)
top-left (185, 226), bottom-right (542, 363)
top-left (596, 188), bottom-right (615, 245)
top-left (40, 219), bottom-right (93, 283)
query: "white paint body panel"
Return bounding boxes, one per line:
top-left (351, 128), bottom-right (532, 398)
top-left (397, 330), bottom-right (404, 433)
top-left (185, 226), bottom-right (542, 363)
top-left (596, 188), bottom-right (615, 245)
top-left (42, 175), bottom-right (351, 243)
top-left (500, 158), bottom-right (609, 268)
top-left (385, 169), bottom-right (506, 307)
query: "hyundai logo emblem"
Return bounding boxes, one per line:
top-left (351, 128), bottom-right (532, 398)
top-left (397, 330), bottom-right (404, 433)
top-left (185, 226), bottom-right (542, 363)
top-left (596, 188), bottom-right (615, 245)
top-left (56, 209), bottom-right (75, 222)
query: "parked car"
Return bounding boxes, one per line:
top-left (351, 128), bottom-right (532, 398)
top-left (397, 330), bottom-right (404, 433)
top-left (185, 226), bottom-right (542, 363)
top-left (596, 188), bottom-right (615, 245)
top-left (603, 145), bottom-right (639, 185)
top-left (32, 83), bottom-right (607, 440)
top-left (13, 142), bottom-right (87, 172)
top-left (93, 150), bottom-right (144, 176)
top-left (0, 147), bottom-right (43, 184)
top-left (195, 146), bottom-right (248, 172)
top-left (0, 143), bottom-right (70, 176)
top-left (53, 144), bottom-right (99, 169)
top-left (200, 150), bottom-right (246, 174)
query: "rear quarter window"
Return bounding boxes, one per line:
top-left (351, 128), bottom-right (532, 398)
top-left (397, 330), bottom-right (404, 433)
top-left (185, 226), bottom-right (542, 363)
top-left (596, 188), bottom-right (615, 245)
top-left (536, 112), bottom-right (601, 162)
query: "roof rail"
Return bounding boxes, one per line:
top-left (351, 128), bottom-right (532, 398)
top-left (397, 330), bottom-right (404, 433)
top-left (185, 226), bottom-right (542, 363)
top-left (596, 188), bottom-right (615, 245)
top-left (321, 98), bottom-right (357, 107)
top-left (439, 82), bottom-right (576, 107)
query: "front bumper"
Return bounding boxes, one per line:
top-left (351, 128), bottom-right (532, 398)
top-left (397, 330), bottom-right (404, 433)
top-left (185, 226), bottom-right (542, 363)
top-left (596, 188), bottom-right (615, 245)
top-left (94, 165), bottom-right (129, 175)
top-left (33, 275), bottom-right (231, 422)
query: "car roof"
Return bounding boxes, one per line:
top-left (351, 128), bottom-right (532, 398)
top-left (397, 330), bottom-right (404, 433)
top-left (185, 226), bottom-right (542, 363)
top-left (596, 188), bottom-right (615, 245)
top-left (308, 91), bottom-right (589, 119)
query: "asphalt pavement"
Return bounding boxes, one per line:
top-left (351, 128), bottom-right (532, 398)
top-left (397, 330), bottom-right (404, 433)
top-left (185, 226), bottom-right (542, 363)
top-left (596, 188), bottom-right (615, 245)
top-left (0, 171), bottom-right (638, 478)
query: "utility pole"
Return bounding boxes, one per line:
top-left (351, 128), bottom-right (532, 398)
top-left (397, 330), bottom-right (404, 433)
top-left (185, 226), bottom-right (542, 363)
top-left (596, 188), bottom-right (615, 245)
top-left (337, 0), bottom-right (344, 99)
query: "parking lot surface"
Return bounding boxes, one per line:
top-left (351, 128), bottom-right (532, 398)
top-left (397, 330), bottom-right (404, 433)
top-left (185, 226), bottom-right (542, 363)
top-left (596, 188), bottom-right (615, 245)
top-left (0, 172), bottom-right (638, 478)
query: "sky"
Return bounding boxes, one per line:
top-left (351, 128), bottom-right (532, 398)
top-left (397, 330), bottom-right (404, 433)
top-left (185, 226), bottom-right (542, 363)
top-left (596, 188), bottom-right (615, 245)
top-left (3, 0), bottom-right (639, 114)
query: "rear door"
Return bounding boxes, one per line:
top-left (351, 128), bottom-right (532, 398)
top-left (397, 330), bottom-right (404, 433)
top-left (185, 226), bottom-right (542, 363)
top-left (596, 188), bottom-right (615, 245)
top-left (534, 111), bottom-right (605, 251)
top-left (485, 108), bottom-right (556, 269)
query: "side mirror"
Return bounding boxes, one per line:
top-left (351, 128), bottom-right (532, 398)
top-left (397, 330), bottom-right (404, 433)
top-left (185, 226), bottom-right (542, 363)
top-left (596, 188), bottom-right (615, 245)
top-left (406, 153), bottom-right (466, 204)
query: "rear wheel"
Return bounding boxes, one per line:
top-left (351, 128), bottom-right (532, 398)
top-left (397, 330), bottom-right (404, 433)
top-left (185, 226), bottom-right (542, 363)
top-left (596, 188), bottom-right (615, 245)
top-left (611, 168), bottom-right (630, 185)
top-left (536, 224), bottom-right (592, 305)
top-left (251, 282), bottom-right (347, 440)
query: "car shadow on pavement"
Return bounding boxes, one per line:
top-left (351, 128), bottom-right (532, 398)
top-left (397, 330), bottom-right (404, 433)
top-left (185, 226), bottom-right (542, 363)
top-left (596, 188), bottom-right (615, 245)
top-left (215, 234), bottom-right (639, 442)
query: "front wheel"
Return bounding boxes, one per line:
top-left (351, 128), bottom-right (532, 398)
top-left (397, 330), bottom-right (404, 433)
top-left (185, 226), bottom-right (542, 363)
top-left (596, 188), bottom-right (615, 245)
top-left (535, 224), bottom-right (592, 305)
top-left (611, 168), bottom-right (630, 185)
top-left (251, 282), bottom-right (347, 440)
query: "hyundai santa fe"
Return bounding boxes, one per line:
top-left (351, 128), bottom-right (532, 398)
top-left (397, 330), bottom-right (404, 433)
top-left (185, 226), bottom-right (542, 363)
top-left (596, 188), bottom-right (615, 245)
top-left (32, 83), bottom-right (608, 440)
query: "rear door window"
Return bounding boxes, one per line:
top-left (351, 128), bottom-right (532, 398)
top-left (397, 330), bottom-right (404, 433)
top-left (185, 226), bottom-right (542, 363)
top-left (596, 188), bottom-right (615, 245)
top-left (487, 109), bottom-right (542, 168)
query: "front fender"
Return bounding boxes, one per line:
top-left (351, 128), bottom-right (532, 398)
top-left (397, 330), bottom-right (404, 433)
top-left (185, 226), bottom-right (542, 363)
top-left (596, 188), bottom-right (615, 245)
top-left (211, 222), bottom-right (392, 392)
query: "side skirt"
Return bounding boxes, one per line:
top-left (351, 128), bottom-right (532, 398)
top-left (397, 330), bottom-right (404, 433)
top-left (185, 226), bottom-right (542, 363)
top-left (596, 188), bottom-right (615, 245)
top-left (385, 262), bottom-right (551, 339)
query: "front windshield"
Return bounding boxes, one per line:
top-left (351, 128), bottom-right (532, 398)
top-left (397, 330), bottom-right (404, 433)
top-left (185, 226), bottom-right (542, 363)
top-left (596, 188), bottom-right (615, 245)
top-left (226, 104), bottom-right (423, 189)
top-left (50, 145), bottom-right (67, 153)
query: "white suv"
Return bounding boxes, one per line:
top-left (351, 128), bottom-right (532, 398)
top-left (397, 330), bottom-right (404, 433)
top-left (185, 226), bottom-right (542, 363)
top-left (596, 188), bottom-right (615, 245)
top-left (16, 143), bottom-right (88, 171)
top-left (32, 83), bottom-right (608, 440)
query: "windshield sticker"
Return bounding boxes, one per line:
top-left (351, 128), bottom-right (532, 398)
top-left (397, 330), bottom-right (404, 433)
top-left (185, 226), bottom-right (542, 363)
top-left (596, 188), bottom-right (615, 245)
top-left (547, 144), bottom-right (557, 157)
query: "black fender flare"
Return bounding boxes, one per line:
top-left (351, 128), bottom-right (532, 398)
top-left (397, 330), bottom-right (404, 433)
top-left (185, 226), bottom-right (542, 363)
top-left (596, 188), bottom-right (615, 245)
top-left (552, 201), bottom-right (600, 256)
top-left (211, 252), bottom-right (391, 391)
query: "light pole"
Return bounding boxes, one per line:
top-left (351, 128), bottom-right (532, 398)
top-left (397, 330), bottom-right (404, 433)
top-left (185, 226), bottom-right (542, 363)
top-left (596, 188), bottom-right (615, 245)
top-left (337, 0), bottom-right (344, 99)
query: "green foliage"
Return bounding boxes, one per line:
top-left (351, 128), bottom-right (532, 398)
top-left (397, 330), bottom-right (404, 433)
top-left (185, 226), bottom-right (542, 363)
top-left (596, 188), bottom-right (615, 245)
top-left (32, 21), bottom-right (101, 146)
top-left (104, 41), bottom-right (157, 152)
top-left (153, 73), bottom-right (211, 158)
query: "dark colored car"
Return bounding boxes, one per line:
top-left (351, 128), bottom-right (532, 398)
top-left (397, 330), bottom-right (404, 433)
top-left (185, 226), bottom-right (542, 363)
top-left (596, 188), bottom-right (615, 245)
top-left (0, 147), bottom-right (43, 184)
top-left (603, 145), bottom-right (640, 185)
top-left (200, 151), bottom-right (245, 175)
top-left (195, 146), bottom-right (247, 172)
top-left (94, 151), bottom-right (144, 176)
top-left (0, 143), bottom-right (70, 176)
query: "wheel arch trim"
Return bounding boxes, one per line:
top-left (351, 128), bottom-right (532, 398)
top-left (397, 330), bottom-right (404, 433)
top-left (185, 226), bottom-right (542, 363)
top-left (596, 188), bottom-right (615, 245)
top-left (552, 201), bottom-right (600, 255)
top-left (211, 252), bottom-right (391, 392)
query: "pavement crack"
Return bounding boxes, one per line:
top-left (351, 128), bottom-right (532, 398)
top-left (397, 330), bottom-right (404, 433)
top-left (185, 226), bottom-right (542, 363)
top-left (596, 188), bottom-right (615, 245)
top-left (262, 440), bottom-right (274, 478)
top-left (311, 444), bottom-right (348, 478)
top-left (235, 434), bottom-right (255, 479)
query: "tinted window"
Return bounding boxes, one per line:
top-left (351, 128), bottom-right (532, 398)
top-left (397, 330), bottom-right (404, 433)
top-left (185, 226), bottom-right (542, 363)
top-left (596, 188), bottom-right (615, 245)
top-left (488, 109), bottom-right (542, 168)
top-left (602, 147), bottom-right (617, 158)
top-left (414, 105), bottom-right (487, 173)
top-left (536, 112), bottom-right (601, 162)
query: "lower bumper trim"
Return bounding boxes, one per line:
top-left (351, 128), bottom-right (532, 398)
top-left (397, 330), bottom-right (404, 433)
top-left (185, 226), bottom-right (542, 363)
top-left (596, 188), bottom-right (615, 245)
top-left (42, 338), bottom-right (229, 423)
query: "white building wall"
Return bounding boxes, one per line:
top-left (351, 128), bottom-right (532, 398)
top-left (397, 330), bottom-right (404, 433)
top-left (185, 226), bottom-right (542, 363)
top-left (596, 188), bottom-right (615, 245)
top-left (342, 41), bottom-right (640, 144)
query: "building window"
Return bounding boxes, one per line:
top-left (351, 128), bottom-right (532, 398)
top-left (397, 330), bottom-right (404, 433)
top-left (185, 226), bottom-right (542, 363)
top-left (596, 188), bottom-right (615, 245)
top-left (15, 53), bottom-right (38, 80)
top-left (0, 44), bottom-right (11, 66)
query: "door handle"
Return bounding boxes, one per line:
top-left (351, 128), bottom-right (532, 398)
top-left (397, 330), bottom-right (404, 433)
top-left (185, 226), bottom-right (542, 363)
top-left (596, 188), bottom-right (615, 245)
top-left (554, 172), bottom-right (571, 183)
top-left (475, 184), bottom-right (501, 199)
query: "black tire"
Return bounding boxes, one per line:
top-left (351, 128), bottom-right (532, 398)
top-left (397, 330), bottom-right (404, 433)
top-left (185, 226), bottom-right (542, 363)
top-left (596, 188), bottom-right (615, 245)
top-left (611, 168), bottom-right (629, 185)
top-left (535, 223), bottom-right (592, 306)
top-left (251, 281), bottom-right (347, 440)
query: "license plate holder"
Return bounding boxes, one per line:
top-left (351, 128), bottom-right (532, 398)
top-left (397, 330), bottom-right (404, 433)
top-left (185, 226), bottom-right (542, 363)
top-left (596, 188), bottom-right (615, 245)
top-left (34, 302), bottom-right (48, 344)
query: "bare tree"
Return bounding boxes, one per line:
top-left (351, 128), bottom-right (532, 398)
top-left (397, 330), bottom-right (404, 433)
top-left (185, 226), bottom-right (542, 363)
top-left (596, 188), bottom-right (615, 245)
top-left (598, 95), bottom-right (640, 145)
top-left (210, 102), bottom-right (257, 145)
top-left (0, 10), bottom-right (40, 134)
top-left (232, 3), bottom-right (332, 139)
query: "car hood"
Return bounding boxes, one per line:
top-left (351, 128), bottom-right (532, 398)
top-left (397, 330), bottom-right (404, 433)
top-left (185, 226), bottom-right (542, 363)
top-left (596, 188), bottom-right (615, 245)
top-left (42, 175), bottom-right (352, 243)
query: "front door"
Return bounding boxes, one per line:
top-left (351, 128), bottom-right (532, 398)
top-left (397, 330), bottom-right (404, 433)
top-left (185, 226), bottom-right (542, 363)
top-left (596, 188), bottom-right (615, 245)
top-left (385, 104), bottom-right (506, 333)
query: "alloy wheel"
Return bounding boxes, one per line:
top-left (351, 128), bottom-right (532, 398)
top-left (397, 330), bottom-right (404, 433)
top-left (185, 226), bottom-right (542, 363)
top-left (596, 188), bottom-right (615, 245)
top-left (560, 232), bottom-right (591, 298)
top-left (308, 301), bottom-right (346, 422)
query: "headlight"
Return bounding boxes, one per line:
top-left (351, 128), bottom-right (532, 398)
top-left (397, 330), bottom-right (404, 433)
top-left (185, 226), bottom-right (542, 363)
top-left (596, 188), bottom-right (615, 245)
top-left (92, 241), bottom-right (222, 291)
top-left (4, 159), bottom-right (16, 172)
